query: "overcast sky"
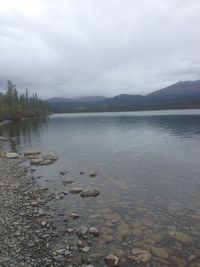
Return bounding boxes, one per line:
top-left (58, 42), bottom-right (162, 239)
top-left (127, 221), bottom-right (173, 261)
top-left (0, 0), bottom-right (200, 98)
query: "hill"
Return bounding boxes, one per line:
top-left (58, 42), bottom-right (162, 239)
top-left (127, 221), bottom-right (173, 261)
top-left (46, 80), bottom-right (200, 112)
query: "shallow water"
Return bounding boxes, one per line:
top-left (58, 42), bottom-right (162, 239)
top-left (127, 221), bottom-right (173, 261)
top-left (1, 110), bottom-right (200, 265)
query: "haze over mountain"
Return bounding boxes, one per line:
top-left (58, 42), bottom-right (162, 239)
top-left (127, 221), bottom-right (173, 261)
top-left (47, 80), bottom-right (200, 112)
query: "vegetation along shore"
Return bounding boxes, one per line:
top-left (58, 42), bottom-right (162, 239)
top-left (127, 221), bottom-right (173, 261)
top-left (0, 81), bottom-right (50, 122)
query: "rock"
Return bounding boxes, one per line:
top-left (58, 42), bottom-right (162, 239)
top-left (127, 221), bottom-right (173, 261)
top-left (80, 171), bottom-right (84, 175)
top-left (55, 249), bottom-right (66, 255)
top-left (63, 179), bottom-right (74, 185)
top-left (77, 227), bottom-right (88, 237)
top-left (168, 231), bottom-right (193, 244)
top-left (89, 172), bottom-right (97, 177)
top-left (53, 255), bottom-right (65, 262)
top-left (70, 187), bottom-right (83, 194)
top-left (37, 208), bottom-right (45, 216)
top-left (90, 252), bottom-right (102, 260)
top-left (24, 150), bottom-right (41, 157)
top-left (102, 234), bottom-right (113, 244)
top-left (30, 158), bottom-right (44, 165)
top-left (60, 170), bottom-right (68, 175)
top-left (41, 221), bottom-right (47, 227)
top-left (89, 227), bottom-right (100, 237)
top-left (66, 228), bottom-right (74, 234)
top-left (81, 246), bottom-right (90, 253)
top-left (42, 153), bottom-right (58, 161)
top-left (6, 152), bottom-right (19, 159)
top-left (115, 249), bottom-right (125, 258)
top-left (129, 248), bottom-right (152, 263)
top-left (80, 189), bottom-right (100, 197)
top-left (104, 254), bottom-right (120, 266)
top-left (69, 213), bottom-right (80, 219)
top-left (39, 159), bottom-right (52, 165)
top-left (151, 247), bottom-right (169, 259)
top-left (77, 240), bottom-right (84, 248)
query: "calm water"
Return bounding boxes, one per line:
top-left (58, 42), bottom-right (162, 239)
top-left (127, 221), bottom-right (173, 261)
top-left (1, 110), bottom-right (200, 265)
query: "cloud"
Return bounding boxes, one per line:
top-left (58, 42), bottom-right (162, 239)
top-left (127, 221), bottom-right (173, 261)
top-left (0, 0), bottom-right (199, 98)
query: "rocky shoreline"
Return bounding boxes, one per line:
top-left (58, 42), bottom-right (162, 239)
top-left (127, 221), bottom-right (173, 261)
top-left (0, 157), bottom-right (59, 266)
top-left (1, 148), bottom-right (200, 267)
top-left (0, 155), bottom-right (104, 267)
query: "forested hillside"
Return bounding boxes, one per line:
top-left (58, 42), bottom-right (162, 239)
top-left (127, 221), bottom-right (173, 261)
top-left (0, 81), bottom-right (50, 122)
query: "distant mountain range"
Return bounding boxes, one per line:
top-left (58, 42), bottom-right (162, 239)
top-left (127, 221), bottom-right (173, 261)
top-left (47, 80), bottom-right (200, 113)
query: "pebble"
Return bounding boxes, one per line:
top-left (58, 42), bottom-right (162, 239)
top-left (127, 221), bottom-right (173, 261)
top-left (81, 246), bottom-right (90, 253)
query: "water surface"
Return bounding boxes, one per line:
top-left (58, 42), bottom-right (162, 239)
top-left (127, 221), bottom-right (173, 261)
top-left (1, 110), bottom-right (200, 265)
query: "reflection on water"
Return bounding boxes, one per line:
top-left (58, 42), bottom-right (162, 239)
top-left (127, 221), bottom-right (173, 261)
top-left (2, 110), bottom-right (200, 265)
top-left (0, 117), bottom-right (49, 152)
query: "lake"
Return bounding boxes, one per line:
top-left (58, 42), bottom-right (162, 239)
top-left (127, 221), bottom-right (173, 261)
top-left (1, 109), bottom-right (200, 266)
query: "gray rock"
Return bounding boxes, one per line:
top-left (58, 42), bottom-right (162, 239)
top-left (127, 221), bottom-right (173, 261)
top-left (81, 189), bottom-right (100, 197)
top-left (42, 153), bottom-right (58, 161)
top-left (89, 172), bottom-right (97, 177)
top-left (81, 246), bottom-right (90, 253)
top-left (63, 179), bottom-right (74, 185)
top-left (70, 187), bottom-right (83, 194)
top-left (77, 227), bottom-right (88, 237)
top-left (60, 170), bottom-right (68, 175)
top-left (128, 249), bottom-right (152, 263)
top-left (69, 213), bottom-right (80, 219)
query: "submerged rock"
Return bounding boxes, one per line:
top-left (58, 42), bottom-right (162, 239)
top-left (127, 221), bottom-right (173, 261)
top-left (30, 158), bottom-right (44, 165)
top-left (80, 189), bottom-right (100, 197)
top-left (63, 179), bottom-right (74, 185)
top-left (104, 254), bottom-right (120, 266)
top-left (42, 153), bottom-right (58, 161)
top-left (70, 188), bottom-right (83, 194)
top-left (151, 247), bottom-right (169, 259)
top-left (29, 153), bottom-right (58, 166)
top-left (129, 248), bottom-right (152, 263)
top-left (69, 213), bottom-right (80, 219)
top-left (60, 170), bottom-right (68, 175)
top-left (168, 231), bottom-right (193, 244)
top-left (89, 227), bottom-right (100, 237)
top-left (89, 172), bottom-right (97, 177)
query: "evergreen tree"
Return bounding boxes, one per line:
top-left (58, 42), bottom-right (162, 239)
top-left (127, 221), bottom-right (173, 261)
top-left (0, 81), bottom-right (50, 122)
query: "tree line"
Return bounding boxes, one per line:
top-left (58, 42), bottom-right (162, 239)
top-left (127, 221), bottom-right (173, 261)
top-left (0, 81), bottom-right (50, 122)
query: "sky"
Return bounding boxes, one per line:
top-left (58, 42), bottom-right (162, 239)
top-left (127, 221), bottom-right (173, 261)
top-left (0, 0), bottom-right (200, 98)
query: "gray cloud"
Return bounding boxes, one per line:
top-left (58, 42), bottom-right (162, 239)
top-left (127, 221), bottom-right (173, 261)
top-left (0, 0), bottom-right (200, 98)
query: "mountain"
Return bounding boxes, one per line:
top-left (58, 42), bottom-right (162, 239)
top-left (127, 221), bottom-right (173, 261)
top-left (148, 80), bottom-right (200, 98)
top-left (47, 80), bottom-right (200, 112)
